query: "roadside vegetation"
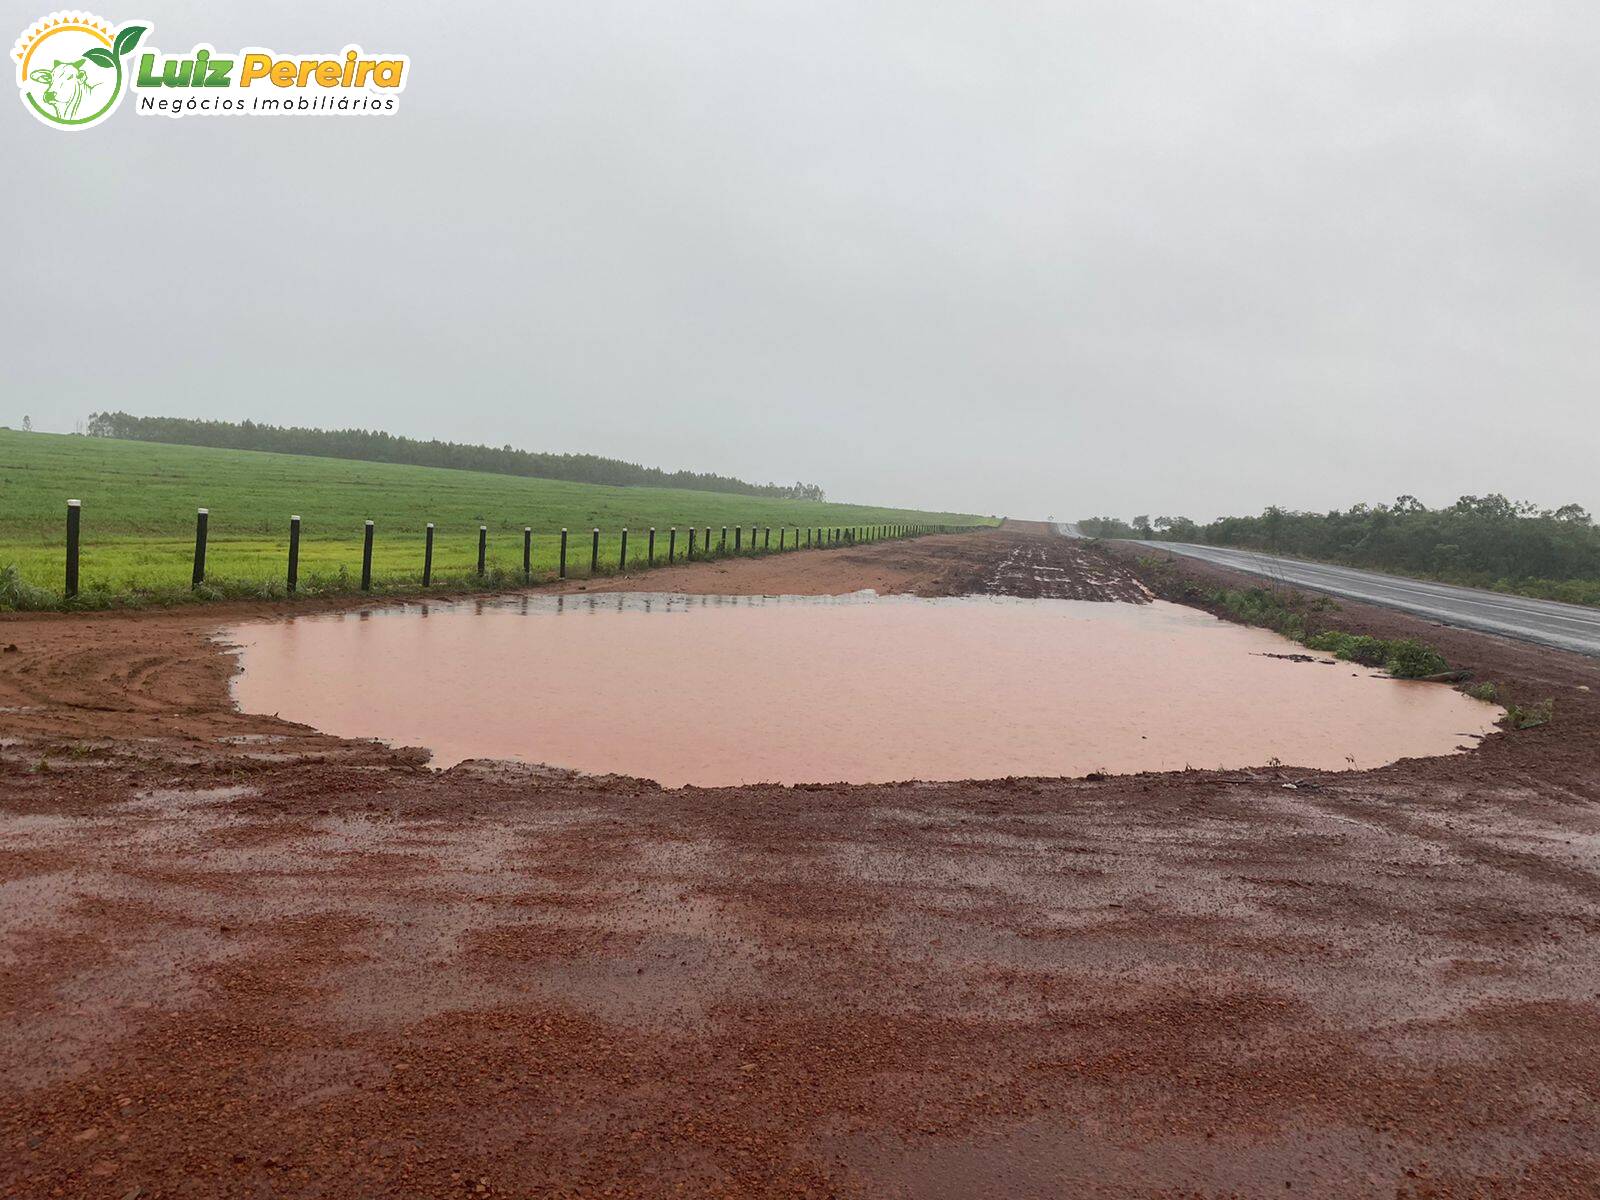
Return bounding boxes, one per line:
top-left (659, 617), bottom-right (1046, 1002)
top-left (0, 430), bottom-right (991, 606)
top-left (1083, 495), bottom-right (1600, 607)
top-left (1460, 684), bottom-right (1553, 730)
top-left (1136, 554), bottom-right (1554, 728)
top-left (1302, 631), bottom-right (1448, 678)
top-left (1136, 555), bottom-right (1449, 679)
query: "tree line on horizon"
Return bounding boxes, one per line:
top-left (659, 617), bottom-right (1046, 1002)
top-left (1079, 494), bottom-right (1600, 603)
top-left (84, 413), bottom-right (828, 502)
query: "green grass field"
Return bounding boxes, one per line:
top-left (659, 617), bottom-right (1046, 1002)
top-left (0, 431), bottom-right (993, 607)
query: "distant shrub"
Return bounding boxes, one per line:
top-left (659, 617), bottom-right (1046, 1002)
top-left (1302, 631), bottom-right (1444, 678)
top-left (1380, 638), bottom-right (1449, 679)
top-left (1305, 631), bottom-right (1383, 666)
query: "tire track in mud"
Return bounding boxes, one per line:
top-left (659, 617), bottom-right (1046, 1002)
top-left (976, 534), bottom-right (1150, 602)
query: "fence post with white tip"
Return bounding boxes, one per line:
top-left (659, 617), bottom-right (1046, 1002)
top-left (65, 499), bottom-right (80, 598)
top-left (191, 508), bottom-right (208, 590)
top-left (287, 515), bottom-right (301, 593)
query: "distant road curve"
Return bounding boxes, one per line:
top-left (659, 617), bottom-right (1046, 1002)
top-left (1054, 525), bottom-right (1600, 658)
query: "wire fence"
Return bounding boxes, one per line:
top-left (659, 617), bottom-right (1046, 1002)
top-left (57, 499), bottom-right (957, 600)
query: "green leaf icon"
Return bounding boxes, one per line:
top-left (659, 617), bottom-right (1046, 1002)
top-left (113, 25), bottom-right (146, 58)
top-left (83, 46), bottom-right (115, 68)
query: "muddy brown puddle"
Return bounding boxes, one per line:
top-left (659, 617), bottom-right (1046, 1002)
top-left (225, 593), bottom-right (1500, 787)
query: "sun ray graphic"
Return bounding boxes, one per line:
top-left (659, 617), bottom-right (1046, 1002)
top-left (13, 10), bottom-right (115, 77)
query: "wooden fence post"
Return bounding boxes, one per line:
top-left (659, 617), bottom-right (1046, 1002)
top-left (523, 526), bottom-right (532, 581)
top-left (620, 528), bottom-right (628, 570)
top-left (478, 525), bottom-right (488, 577)
top-left (423, 523), bottom-right (434, 587)
top-left (559, 528), bottom-right (568, 578)
top-left (361, 520), bottom-right (374, 591)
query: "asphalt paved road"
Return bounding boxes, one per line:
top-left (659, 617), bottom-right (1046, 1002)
top-left (1118, 538), bottom-right (1600, 658)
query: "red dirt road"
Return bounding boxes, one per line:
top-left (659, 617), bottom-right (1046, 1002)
top-left (3, 527), bottom-right (1599, 1198)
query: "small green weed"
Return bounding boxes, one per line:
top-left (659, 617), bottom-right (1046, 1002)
top-left (1502, 699), bottom-right (1553, 730)
top-left (0, 564), bottom-right (57, 612)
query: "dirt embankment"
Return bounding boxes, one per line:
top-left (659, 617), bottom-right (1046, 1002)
top-left (3, 527), bottom-right (1600, 1199)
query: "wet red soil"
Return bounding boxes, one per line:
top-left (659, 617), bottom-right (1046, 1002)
top-left (2, 525), bottom-right (1599, 1198)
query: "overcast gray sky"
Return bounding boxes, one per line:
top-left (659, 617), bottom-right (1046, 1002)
top-left (7, 1), bottom-right (1596, 521)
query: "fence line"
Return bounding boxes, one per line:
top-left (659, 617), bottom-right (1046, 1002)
top-left (56, 497), bottom-right (960, 599)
